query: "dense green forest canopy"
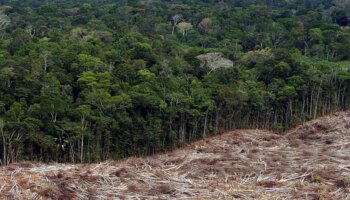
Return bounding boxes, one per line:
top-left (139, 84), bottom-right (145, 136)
top-left (0, 0), bottom-right (350, 164)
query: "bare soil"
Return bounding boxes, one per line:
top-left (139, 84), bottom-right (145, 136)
top-left (1, 111), bottom-right (350, 199)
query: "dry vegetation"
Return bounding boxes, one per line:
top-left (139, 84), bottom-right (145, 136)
top-left (1, 111), bottom-right (350, 199)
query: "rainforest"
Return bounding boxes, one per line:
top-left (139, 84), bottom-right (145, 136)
top-left (0, 0), bottom-right (350, 164)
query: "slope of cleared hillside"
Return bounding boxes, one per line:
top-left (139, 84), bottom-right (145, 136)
top-left (1, 111), bottom-right (350, 199)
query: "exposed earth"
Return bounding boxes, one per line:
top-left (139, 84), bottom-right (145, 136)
top-left (1, 111), bottom-right (350, 199)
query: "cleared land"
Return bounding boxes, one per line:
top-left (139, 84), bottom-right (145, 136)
top-left (1, 111), bottom-right (350, 199)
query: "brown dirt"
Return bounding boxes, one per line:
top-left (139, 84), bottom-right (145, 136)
top-left (1, 111), bottom-right (350, 199)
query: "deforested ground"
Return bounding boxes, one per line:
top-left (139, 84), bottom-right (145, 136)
top-left (1, 111), bottom-right (350, 199)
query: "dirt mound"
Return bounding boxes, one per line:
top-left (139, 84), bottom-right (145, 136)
top-left (286, 110), bottom-right (350, 140)
top-left (1, 111), bottom-right (350, 199)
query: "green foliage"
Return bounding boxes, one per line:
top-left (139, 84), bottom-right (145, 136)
top-left (5, 102), bottom-right (25, 123)
top-left (0, 0), bottom-right (350, 163)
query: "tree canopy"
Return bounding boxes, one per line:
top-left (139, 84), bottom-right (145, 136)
top-left (0, 0), bottom-right (350, 164)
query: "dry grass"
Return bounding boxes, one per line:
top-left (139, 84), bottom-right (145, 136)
top-left (1, 111), bottom-right (350, 199)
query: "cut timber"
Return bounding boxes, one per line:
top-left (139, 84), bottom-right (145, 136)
top-left (1, 111), bottom-right (350, 199)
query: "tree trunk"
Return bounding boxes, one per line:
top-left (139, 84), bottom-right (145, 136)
top-left (203, 111), bottom-right (208, 138)
top-left (215, 109), bottom-right (220, 134)
top-left (2, 131), bottom-right (6, 165)
top-left (314, 85), bottom-right (321, 119)
top-left (81, 135), bottom-right (84, 163)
